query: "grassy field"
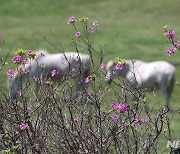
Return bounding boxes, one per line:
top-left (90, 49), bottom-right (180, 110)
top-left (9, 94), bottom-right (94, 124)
top-left (0, 0), bottom-right (180, 152)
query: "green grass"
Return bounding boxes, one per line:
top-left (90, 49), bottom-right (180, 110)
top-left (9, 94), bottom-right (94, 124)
top-left (0, 0), bottom-right (180, 152)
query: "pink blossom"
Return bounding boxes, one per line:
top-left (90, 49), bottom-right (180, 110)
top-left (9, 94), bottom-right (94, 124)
top-left (111, 102), bottom-right (117, 108)
top-left (92, 21), bottom-right (99, 26)
top-left (166, 49), bottom-right (172, 56)
top-left (118, 102), bottom-right (128, 112)
top-left (142, 117), bottom-right (148, 123)
top-left (20, 123), bottom-right (28, 130)
top-left (28, 49), bottom-right (33, 54)
top-left (23, 58), bottom-right (29, 63)
top-left (76, 31), bottom-right (81, 37)
top-left (12, 55), bottom-right (23, 64)
top-left (173, 40), bottom-right (180, 48)
top-left (7, 70), bottom-right (14, 76)
top-left (0, 34), bottom-right (2, 39)
top-left (85, 76), bottom-right (92, 84)
top-left (166, 46), bottom-right (176, 56)
top-left (27, 50), bottom-right (36, 58)
top-left (112, 114), bottom-right (119, 121)
top-left (74, 116), bottom-right (82, 123)
top-left (115, 64), bottom-right (123, 70)
top-left (51, 69), bottom-right (57, 77)
top-left (67, 16), bottom-right (75, 24)
top-left (89, 27), bottom-right (94, 33)
top-left (19, 89), bottom-right (23, 97)
top-left (166, 29), bottom-right (175, 38)
top-left (134, 115), bottom-right (143, 125)
top-left (100, 63), bottom-right (105, 69)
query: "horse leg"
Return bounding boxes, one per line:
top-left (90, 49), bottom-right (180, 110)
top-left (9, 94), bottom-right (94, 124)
top-left (161, 86), bottom-right (170, 110)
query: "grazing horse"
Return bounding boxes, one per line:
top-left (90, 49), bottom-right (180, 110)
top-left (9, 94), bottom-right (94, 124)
top-left (105, 60), bottom-right (175, 108)
top-left (8, 50), bottom-right (91, 98)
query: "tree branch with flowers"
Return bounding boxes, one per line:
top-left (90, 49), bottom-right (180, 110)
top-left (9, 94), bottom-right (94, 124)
top-left (0, 17), bottom-right (175, 153)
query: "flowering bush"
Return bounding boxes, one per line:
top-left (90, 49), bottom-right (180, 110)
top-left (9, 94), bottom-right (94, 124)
top-left (163, 25), bottom-right (180, 56)
top-left (0, 19), bottom-right (174, 153)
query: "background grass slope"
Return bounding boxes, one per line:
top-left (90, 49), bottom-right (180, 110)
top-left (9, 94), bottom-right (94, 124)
top-left (0, 0), bottom-right (180, 152)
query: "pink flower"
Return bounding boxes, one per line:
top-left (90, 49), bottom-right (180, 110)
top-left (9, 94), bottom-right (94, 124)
top-left (112, 114), bottom-right (119, 121)
top-left (166, 29), bottom-right (175, 38)
top-left (85, 76), bottom-right (92, 84)
top-left (142, 117), bottom-right (148, 123)
top-left (92, 21), bottom-right (99, 26)
top-left (89, 27), bottom-right (94, 33)
top-left (100, 63), bottom-right (105, 69)
top-left (166, 49), bottom-right (172, 56)
top-left (0, 34), bottom-right (2, 39)
top-left (173, 40), bottom-right (180, 48)
top-left (76, 31), bottom-right (81, 37)
top-left (7, 70), bottom-right (14, 76)
top-left (115, 64), bottom-right (123, 70)
top-left (23, 58), bottom-right (29, 63)
top-left (117, 102), bottom-right (128, 112)
top-left (12, 56), bottom-right (23, 64)
top-left (74, 116), bottom-right (82, 123)
top-left (111, 102), bottom-right (117, 108)
top-left (20, 123), bottom-right (28, 130)
top-left (28, 49), bottom-right (33, 54)
top-left (19, 89), bottom-right (23, 97)
top-left (166, 46), bottom-right (176, 56)
top-left (51, 69), bottom-right (57, 77)
top-left (27, 50), bottom-right (36, 58)
top-left (68, 16), bottom-right (75, 24)
top-left (134, 116), bottom-right (143, 125)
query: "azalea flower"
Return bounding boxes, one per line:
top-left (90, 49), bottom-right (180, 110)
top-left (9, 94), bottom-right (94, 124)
top-left (92, 21), bottom-right (99, 26)
top-left (20, 123), bottom-right (28, 130)
top-left (76, 31), bottom-right (81, 37)
top-left (115, 63), bottom-right (123, 70)
top-left (118, 102), bottom-right (128, 112)
top-left (134, 115), bottom-right (143, 125)
top-left (85, 76), bottom-right (92, 84)
top-left (100, 63), bottom-right (105, 69)
top-left (111, 102), bottom-right (117, 108)
top-left (112, 114), bottom-right (119, 121)
top-left (51, 69), bottom-right (57, 77)
top-left (28, 50), bottom-right (36, 58)
top-left (166, 46), bottom-right (176, 56)
top-left (89, 27), bottom-right (94, 33)
top-left (74, 116), bottom-right (82, 123)
top-left (12, 56), bottom-right (23, 64)
top-left (166, 29), bottom-right (175, 38)
top-left (23, 58), bottom-right (29, 63)
top-left (68, 16), bottom-right (76, 24)
top-left (19, 89), bottom-right (23, 97)
top-left (7, 70), bottom-right (14, 76)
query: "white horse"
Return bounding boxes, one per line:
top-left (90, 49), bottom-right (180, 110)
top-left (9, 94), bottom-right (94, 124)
top-left (105, 60), bottom-right (175, 108)
top-left (8, 50), bottom-right (91, 98)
